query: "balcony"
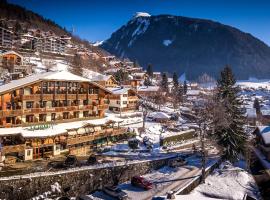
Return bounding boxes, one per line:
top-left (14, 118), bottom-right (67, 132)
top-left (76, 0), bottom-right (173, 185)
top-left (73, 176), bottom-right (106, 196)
top-left (67, 134), bottom-right (95, 146)
top-left (66, 128), bottom-right (126, 146)
top-left (2, 144), bottom-right (26, 154)
top-left (128, 96), bottom-right (139, 101)
top-left (97, 104), bottom-right (109, 110)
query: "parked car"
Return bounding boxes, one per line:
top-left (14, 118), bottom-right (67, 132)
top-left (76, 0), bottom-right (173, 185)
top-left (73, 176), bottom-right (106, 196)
top-left (167, 157), bottom-right (187, 167)
top-left (152, 197), bottom-right (166, 200)
top-left (87, 155), bottom-right (97, 165)
top-left (76, 195), bottom-right (94, 200)
top-left (64, 155), bottom-right (80, 167)
top-left (47, 160), bottom-right (65, 169)
top-left (131, 176), bottom-right (153, 190)
top-left (103, 186), bottom-right (128, 200)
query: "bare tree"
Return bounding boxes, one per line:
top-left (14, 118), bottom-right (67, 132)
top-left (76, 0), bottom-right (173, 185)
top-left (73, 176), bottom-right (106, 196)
top-left (137, 98), bottom-right (152, 131)
top-left (194, 93), bottom-right (216, 183)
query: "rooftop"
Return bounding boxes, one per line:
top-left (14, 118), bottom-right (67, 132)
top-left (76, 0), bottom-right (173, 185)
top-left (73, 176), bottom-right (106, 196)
top-left (0, 71), bottom-right (111, 95)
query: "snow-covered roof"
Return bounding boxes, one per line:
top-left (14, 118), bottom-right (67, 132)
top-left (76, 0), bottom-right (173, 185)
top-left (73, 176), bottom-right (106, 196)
top-left (152, 112), bottom-right (170, 119)
top-left (108, 87), bottom-right (129, 95)
top-left (0, 71), bottom-right (111, 95)
top-left (0, 117), bottom-right (122, 138)
top-left (187, 90), bottom-right (200, 96)
top-left (261, 109), bottom-right (270, 116)
top-left (137, 86), bottom-right (159, 92)
top-left (83, 69), bottom-right (112, 82)
top-left (257, 126), bottom-right (270, 145)
top-left (0, 50), bottom-right (23, 58)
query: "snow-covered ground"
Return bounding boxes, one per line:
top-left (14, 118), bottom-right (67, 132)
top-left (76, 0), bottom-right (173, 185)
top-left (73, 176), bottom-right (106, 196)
top-left (175, 161), bottom-right (260, 200)
top-left (28, 56), bottom-right (69, 73)
top-left (237, 79), bottom-right (270, 90)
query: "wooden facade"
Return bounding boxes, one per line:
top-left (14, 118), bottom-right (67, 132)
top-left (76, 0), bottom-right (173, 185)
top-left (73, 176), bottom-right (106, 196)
top-left (0, 72), bottom-right (132, 161)
top-left (0, 79), bottom-right (110, 127)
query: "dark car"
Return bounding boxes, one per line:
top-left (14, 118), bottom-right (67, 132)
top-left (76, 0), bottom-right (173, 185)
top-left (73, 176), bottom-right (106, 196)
top-left (131, 176), bottom-right (153, 190)
top-left (47, 160), bottom-right (65, 169)
top-left (64, 155), bottom-right (80, 167)
top-left (103, 186), bottom-right (128, 200)
top-left (87, 155), bottom-right (97, 165)
top-left (76, 195), bottom-right (94, 200)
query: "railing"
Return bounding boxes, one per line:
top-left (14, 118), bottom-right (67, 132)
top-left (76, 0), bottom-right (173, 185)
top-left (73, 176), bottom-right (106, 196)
top-left (0, 110), bottom-right (23, 117)
top-left (128, 96), bottom-right (139, 101)
top-left (0, 104), bottom-right (99, 118)
top-left (2, 144), bottom-right (26, 154)
top-left (67, 128), bottom-right (126, 146)
top-left (22, 93), bottom-right (93, 101)
top-left (97, 104), bottom-right (109, 110)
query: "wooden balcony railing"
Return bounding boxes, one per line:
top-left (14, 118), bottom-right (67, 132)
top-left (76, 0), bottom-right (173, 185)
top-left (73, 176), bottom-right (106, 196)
top-left (66, 128), bottom-right (126, 146)
top-left (2, 144), bottom-right (26, 154)
top-left (22, 94), bottom-right (91, 101)
top-left (0, 110), bottom-right (23, 117)
top-left (97, 104), bottom-right (109, 110)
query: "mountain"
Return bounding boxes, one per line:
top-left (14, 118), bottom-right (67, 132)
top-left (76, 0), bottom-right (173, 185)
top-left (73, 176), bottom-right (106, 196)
top-left (0, 0), bottom-right (115, 72)
top-left (0, 0), bottom-right (69, 36)
top-left (101, 13), bottom-right (270, 80)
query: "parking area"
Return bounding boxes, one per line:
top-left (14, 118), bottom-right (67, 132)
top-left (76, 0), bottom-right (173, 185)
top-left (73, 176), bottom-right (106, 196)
top-left (90, 151), bottom-right (219, 200)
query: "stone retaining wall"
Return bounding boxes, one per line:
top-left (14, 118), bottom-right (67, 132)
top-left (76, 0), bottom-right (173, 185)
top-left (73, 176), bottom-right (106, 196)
top-left (0, 157), bottom-right (172, 200)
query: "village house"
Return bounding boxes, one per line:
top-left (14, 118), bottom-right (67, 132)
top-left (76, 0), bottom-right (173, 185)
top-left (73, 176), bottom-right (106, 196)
top-left (84, 70), bottom-right (118, 88)
top-left (0, 50), bottom-right (33, 80)
top-left (254, 126), bottom-right (270, 161)
top-left (136, 86), bottom-right (159, 97)
top-left (0, 71), bottom-right (130, 161)
top-left (108, 87), bottom-right (139, 112)
top-left (122, 79), bottom-right (142, 89)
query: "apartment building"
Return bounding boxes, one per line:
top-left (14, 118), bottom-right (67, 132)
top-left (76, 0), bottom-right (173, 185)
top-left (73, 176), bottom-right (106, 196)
top-left (0, 71), bottom-right (129, 161)
top-left (0, 51), bottom-right (33, 80)
top-left (108, 87), bottom-right (139, 112)
top-left (0, 27), bottom-right (13, 48)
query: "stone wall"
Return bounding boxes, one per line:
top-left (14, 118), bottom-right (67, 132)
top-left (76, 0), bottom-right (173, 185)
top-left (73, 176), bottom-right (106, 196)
top-left (0, 157), bottom-right (171, 200)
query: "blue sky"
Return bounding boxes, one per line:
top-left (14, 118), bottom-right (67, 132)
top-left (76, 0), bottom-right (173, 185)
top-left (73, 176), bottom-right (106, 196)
top-left (9, 0), bottom-right (270, 46)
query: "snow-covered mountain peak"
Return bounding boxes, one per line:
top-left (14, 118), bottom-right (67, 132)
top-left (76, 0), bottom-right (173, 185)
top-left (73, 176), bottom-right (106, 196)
top-left (133, 12), bottom-right (151, 18)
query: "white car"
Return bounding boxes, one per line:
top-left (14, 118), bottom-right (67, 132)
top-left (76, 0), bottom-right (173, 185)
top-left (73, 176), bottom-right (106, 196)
top-left (103, 186), bottom-right (128, 200)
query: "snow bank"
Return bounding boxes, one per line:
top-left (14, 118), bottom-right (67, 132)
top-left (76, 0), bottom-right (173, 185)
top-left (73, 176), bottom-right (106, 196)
top-left (177, 161), bottom-right (259, 200)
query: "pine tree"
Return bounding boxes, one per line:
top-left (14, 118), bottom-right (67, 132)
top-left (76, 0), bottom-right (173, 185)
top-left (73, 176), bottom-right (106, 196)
top-left (213, 65), bottom-right (247, 162)
top-left (172, 72), bottom-right (179, 89)
top-left (113, 69), bottom-right (128, 84)
top-left (183, 80), bottom-right (188, 94)
top-left (253, 98), bottom-right (261, 115)
top-left (144, 77), bottom-right (151, 87)
top-left (146, 64), bottom-right (153, 78)
top-left (160, 72), bottom-right (169, 93)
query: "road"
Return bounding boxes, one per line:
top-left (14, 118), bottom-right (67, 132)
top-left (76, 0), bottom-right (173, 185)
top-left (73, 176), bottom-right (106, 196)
top-left (91, 154), bottom-right (218, 200)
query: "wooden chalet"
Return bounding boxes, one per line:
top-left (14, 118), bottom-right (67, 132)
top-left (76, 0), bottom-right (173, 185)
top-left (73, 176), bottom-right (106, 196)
top-left (0, 71), bottom-right (129, 161)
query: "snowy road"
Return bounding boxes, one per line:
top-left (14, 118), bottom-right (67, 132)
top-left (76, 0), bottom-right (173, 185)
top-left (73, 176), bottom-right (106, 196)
top-left (91, 155), bottom-right (218, 200)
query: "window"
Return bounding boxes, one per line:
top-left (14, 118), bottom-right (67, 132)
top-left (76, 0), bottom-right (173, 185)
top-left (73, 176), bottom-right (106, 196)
top-left (26, 101), bottom-right (34, 109)
top-left (39, 114), bottom-right (47, 122)
top-left (40, 101), bottom-right (47, 108)
top-left (27, 150), bottom-right (31, 156)
top-left (123, 101), bottom-right (127, 104)
top-left (51, 113), bottom-right (56, 120)
top-left (83, 100), bottom-right (89, 105)
top-left (117, 101), bottom-right (120, 105)
top-left (83, 111), bottom-right (89, 117)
